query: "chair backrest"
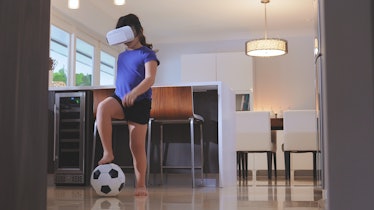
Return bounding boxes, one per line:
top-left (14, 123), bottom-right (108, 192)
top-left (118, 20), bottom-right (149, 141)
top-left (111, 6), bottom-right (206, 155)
top-left (236, 111), bottom-right (274, 151)
top-left (150, 86), bottom-right (194, 120)
top-left (283, 110), bottom-right (318, 151)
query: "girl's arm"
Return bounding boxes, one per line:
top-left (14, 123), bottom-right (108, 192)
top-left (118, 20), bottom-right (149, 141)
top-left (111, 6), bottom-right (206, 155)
top-left (122, 60), bottom-right (158, 107)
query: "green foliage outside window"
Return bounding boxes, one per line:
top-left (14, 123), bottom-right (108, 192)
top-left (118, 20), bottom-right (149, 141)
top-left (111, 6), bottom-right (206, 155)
top-left (53, 68), bottom-right (67, 84)
top-left (76, 73), bottom-right (92, 86)
top-left (52, 68), bottom-right (91, 86)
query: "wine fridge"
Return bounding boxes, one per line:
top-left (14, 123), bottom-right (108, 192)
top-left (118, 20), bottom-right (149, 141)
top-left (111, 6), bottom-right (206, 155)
top-left (54, 91), bottom-right (93, 185)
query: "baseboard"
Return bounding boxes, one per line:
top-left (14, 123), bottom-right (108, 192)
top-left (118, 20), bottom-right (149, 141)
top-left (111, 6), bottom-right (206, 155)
top-left (238, 170), bottom-right (318, 180)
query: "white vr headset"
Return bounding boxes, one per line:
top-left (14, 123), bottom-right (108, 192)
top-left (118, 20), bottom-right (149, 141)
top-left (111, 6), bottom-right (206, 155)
top-left (106, 26), bottom-right (135, 46)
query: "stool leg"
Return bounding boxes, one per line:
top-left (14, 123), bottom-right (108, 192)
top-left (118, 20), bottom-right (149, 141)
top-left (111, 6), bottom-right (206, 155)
top-left (160, 124), bottom-right (164, 185)
top-left (190, 118), bottom-right (195, 187)
top-left (199, 122), bottom-right (204, 186)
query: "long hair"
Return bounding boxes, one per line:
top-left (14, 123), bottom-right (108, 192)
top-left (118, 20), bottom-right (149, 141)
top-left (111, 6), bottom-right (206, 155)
top-left (116, 14), bottom-right (153, 49)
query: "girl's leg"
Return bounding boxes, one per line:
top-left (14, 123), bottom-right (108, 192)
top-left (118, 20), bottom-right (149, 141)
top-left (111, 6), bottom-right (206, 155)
top-left (128, 122), bottom-right (148, 196)
top-left (96, 97), bottom-right (124, 165)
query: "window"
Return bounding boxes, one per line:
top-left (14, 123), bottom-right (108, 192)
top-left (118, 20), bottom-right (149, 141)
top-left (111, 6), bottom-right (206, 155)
top-left (75, 39), bottom-right (94, 86)
top-left (49, 17), bottom-right (119, 87)
top-left (100, 51), bottom-right (116, 86)
top-left (50, 25), bottom-right (70, 86)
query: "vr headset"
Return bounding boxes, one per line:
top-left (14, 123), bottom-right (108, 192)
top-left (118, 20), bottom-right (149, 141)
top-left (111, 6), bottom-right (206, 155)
top-left (106, 26), bottom-right (135, 46)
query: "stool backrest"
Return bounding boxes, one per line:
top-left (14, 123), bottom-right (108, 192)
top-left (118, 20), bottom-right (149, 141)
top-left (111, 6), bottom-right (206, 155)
top-left (150, 86), bottom-right (194, 120)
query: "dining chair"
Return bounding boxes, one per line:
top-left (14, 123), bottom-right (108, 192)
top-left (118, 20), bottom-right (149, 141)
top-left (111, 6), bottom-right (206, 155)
top-left (236, 111), bottom-right (277, 180)
top-left (282, 110), bottom-right (318, 180)
top-left (148, 86), bottom-right (204, 188)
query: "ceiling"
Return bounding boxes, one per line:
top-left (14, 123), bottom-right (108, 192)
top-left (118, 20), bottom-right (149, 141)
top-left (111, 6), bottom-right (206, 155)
top-left (51, 0), bottom-right (316, 44)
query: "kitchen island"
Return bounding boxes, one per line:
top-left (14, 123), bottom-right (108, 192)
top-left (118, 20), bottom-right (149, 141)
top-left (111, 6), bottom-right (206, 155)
top-left (49, 81), bottom-right (236, 187)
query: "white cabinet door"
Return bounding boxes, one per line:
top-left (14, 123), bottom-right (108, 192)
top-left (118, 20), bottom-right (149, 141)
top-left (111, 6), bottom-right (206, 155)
top-left (216, 52), bottom-right (253, 92)
top-left (181, 52), bottom-right (253, 92)
top-left (181, 53), bottom-right (216, 83)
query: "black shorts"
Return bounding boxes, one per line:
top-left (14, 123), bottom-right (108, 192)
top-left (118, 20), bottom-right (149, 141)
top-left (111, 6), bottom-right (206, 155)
top-left (111, 94), bottom-right (151, 125)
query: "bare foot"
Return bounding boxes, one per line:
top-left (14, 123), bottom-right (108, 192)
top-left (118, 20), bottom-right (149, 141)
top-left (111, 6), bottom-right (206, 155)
top-left (134, 187), bottom-right (148, 196)
top-left (98, 154), bottom-right (114, 165)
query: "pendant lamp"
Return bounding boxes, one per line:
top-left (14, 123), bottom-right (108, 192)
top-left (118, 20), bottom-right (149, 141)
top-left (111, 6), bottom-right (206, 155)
top-left (114, 0), bottom-right (126, 5)
top-left (246, 0), bottom-right (288, 57)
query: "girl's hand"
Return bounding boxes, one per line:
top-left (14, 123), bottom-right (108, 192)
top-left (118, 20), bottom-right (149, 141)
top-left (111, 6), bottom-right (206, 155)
top-left (122, 92), bottom-right (137, 107)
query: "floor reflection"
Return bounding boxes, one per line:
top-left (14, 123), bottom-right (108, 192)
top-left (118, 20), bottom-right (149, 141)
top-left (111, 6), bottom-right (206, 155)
top-left (47, 176), bottom-right (325, 210)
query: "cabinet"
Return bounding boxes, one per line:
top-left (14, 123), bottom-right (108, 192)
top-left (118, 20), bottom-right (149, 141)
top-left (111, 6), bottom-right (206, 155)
top-left (181, 52), bottom-right (253, 110)
top-left (181, 52), bottom-right (253, 91)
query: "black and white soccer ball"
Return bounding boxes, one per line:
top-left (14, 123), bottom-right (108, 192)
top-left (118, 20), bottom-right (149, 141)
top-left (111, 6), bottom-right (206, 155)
top-left (91, 163), bottom-right (125, 196)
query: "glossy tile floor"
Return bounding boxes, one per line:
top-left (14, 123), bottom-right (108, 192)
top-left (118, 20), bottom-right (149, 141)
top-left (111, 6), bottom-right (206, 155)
top-left (47, 175), bottom-right (326, 210)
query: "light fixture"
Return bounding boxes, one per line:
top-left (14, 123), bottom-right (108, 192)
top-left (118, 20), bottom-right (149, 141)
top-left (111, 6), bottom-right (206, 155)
top-left (68, 0), bottom-right (79, 9)
top-left (114, 0), bottom-right (126, 5)
top-left (246, 0), bottom-right (288, 57)
top-left (314, 37), bottom-right (319, 56)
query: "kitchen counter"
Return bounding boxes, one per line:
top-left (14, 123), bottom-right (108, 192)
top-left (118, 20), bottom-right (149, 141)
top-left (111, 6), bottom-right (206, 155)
top-left (49, 85), bottom-right (115, 91)
top-left (49, 81), bottom-right (236, 187)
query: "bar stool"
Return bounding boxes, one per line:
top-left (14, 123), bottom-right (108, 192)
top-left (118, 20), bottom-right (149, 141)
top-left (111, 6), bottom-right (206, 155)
top-left (148, 86), bottom-right (204, 187)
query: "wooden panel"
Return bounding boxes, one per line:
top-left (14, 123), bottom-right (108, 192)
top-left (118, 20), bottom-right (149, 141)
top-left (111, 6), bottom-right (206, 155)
top-left (151, 86), bottom-right (194, 119)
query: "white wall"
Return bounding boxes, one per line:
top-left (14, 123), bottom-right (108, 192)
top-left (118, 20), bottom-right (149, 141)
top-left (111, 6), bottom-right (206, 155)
top-left (253, 36), bottom-right (316, 114)
top-left (154, 34), bottom-right (316, 111)
top-left (154, 39), bottom-right (247, 85)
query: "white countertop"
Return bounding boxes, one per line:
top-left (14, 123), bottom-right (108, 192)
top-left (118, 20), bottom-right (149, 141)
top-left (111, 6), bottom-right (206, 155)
top-left (49, 85), bottom-right (115, 91)
top-left (49, 81), bottom-right (223, 92)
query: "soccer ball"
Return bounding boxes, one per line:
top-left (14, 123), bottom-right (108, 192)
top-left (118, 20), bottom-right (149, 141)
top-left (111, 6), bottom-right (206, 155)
top-left (91, 163), bottom-right (125, 196)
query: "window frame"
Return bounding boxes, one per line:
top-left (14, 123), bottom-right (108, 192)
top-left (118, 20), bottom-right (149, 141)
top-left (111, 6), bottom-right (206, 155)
top-left (50, 9), bottom-right (120, 87)
top-left (99, 49), bottom-right (117, 86)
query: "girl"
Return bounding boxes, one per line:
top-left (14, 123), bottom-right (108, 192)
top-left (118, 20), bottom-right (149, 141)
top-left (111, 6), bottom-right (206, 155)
top-left (96, 14), bottom-right (159, 196)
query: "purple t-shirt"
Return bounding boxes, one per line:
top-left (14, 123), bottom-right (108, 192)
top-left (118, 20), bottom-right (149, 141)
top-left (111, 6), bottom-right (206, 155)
top-left (114, 46), bottom-right (158, 102)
